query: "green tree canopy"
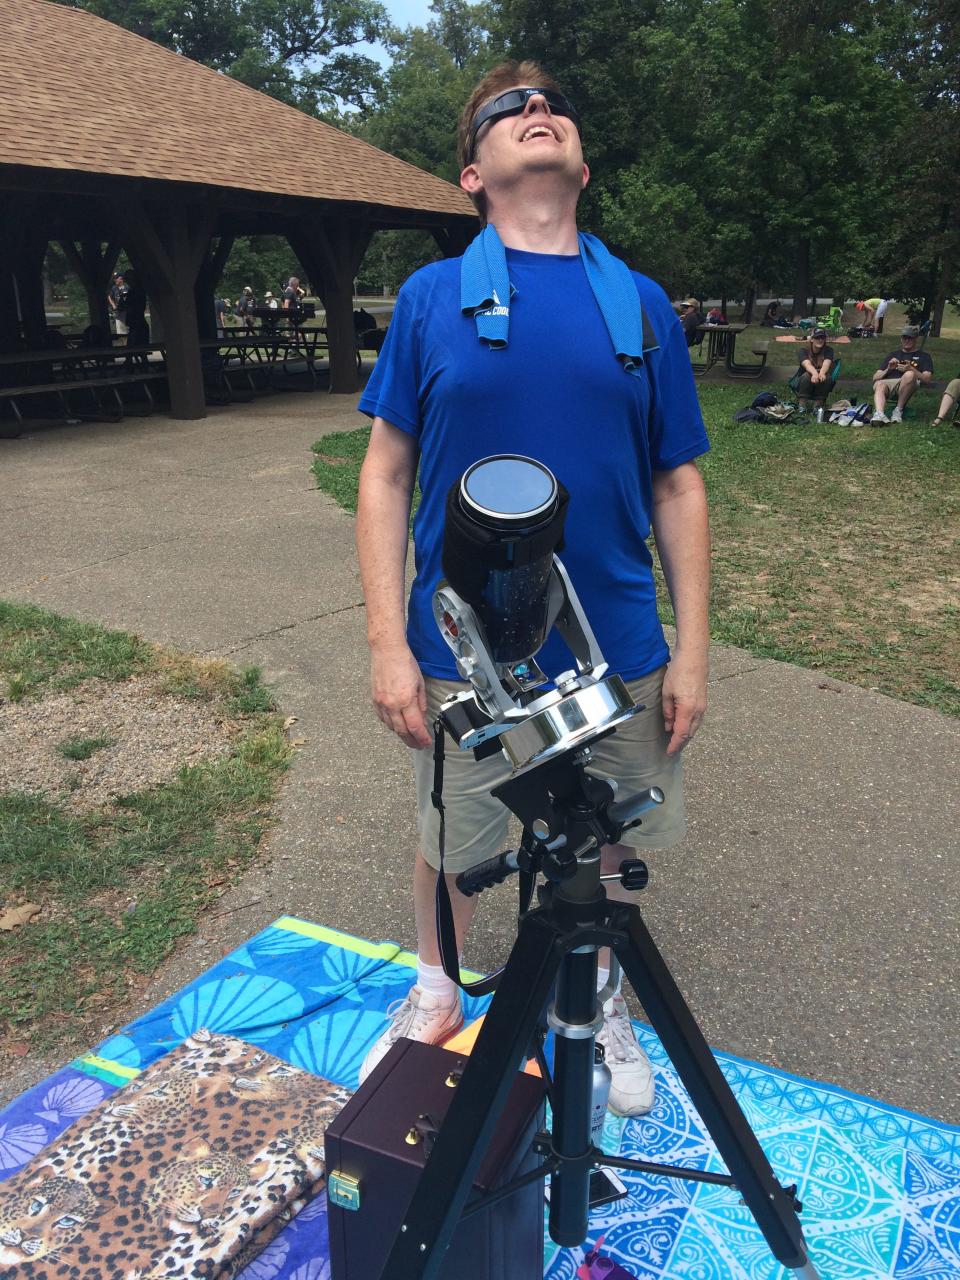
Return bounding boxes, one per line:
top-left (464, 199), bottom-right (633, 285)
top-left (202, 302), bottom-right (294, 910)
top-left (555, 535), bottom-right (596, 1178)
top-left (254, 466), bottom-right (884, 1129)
top-left (57, 0), bottom-right (389, 113)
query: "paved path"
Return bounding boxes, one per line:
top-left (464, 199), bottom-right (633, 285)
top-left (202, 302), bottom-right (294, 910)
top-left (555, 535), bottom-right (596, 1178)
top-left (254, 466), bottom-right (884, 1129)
top-left (1, 395), bottom-right (957, 1122)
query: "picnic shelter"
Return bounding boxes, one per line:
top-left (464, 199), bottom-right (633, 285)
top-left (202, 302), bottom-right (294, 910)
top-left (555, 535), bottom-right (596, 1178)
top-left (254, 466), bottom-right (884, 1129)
top-left (0, 0), bottom-right (478, 418)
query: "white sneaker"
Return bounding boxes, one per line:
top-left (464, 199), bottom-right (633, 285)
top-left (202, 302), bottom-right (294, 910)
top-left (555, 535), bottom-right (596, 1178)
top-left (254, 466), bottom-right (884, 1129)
top-left (358, 986), bottom-right (463, 1085)
top-left (596, 992), bottom-right (655, 1116)
top-left (890, 407), bottom-right (903, 422)
top-left (871, 411), bottom-right (889, 425)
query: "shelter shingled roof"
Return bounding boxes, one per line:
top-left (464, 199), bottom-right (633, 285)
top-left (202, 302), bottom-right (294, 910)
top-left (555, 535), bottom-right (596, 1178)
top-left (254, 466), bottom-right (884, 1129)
top-left (0, 0), bottom-right (476, 220)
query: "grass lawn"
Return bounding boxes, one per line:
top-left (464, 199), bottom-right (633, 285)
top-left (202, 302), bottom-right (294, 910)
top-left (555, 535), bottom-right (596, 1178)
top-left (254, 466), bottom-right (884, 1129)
top-left (312, 389), bottom-right (959, 717)
top-left (0, 602), bottom-right (291, 1056)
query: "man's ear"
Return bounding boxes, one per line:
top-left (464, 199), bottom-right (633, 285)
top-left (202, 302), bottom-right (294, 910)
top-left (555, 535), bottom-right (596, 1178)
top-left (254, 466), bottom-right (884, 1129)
top-left (581, 163), bottom-right (590, 191)
top-left (460, 163), bottom-right (483, 197)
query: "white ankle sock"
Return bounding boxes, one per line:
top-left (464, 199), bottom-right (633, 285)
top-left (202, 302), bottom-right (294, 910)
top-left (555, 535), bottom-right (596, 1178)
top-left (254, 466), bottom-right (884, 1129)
top-left (416, 957), bottom-right (458, 1005)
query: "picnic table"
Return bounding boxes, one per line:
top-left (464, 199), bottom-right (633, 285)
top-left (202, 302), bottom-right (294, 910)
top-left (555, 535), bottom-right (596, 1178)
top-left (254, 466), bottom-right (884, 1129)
top-left (201, 331), bottom-right (330, 397)
top-left (0, 344), bottom-right (167, 424)
top-left (692, 323), bottom-right (768, 379)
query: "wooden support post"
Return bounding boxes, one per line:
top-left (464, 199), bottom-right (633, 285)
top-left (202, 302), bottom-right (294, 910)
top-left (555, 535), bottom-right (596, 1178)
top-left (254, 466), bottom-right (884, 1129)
top-left (288, 216), bottom-right (372, 394)
top-left (0, 196), bottom-right (35, 353)
top-left (195, 234), bottom-right (234, 342)
top-left (16, 233), bottom-right (49, 348)
top-left (431, 223), bottom-right (478, 259)
top-left (60, 239), bottom-right (120, 339)
top-left (0, 265), bottom-right (20, 356)
top-left (118, 198), bottom-right (215, 419)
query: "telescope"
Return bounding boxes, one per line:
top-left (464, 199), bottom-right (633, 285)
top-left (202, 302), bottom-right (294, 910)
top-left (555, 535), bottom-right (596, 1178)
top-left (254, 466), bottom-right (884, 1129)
top-left (433, 454), bottom-right (643, 776)
top-left (377, 456), bottom-right (821, 1280)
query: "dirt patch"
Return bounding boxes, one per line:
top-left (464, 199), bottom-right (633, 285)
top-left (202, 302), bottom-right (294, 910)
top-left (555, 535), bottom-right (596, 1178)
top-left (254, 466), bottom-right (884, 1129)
top-left (0, 677), bottom-right (237, 812)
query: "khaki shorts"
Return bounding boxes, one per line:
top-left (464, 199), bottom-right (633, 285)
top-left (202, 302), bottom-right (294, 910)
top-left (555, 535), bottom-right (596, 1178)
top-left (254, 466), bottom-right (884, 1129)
top-left (413, 665), bottom-right (685, 873)
top-left (877, 375), bottom-right (918, 398)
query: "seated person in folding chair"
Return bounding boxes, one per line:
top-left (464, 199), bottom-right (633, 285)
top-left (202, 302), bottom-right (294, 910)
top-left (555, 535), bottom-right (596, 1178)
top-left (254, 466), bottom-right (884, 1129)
top-left (792, 327), bottom-right (836, 413)
top-left (931, 374), bottom-right (960, 428)
top-left (870, 325), bottom-right (933, 424)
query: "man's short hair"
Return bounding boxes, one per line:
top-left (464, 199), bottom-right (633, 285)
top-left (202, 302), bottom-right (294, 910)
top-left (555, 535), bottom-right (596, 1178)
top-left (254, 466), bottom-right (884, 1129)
top-left (457, 60), bottom-right (566, 220)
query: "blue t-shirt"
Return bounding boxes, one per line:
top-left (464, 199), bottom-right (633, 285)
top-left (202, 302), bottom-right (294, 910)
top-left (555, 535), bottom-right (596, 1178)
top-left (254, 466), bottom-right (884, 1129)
top-left (358, 247), bottom-right (709, 682)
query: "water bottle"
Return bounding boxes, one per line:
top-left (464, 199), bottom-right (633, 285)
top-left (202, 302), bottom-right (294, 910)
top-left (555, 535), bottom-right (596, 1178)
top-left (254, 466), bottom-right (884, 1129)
top-left (816, 408), bottom-right (824, 423)
top-left (591, 1042), bottom-right (612, 1146)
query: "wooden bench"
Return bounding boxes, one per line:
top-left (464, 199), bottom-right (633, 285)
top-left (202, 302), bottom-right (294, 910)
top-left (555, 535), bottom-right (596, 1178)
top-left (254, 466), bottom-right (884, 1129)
top-left (0, 371), bottom-right (167, 424)
top-left (751, 340), bottom-right (770, 369)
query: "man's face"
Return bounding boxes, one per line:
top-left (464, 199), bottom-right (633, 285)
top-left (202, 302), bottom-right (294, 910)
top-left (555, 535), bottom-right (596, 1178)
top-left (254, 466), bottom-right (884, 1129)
top-left (901, 335), bottom-right (917, 351)
top-left (461, 86), bottom-right (588, 204)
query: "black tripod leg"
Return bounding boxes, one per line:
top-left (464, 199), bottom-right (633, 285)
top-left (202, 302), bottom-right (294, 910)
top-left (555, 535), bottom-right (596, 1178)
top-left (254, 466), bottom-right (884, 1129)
top-left (548, 946), bottom-right (599, 1246)
top-left (378, 909), bottom-right (564, 1280)
top-left (613, 904), bottom-right (819, 1277)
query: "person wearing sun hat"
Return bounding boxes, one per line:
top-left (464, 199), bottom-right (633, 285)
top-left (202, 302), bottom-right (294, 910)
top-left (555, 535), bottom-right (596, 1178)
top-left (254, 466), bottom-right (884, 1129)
top-left (870, 324), bottom-right (934, 424)
top-left (679, 297), bottom-right (705, 347)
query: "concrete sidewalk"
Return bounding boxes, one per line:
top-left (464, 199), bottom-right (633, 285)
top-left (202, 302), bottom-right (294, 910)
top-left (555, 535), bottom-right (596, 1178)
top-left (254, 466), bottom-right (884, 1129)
top-left (1, 395), bottom-right (957, 1123)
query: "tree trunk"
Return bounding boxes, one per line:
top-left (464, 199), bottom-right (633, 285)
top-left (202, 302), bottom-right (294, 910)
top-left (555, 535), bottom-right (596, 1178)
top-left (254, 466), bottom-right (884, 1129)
top-left (742, 284), bottom-right (756, 324)
top-left (791, 237), bottom-right (811, 319)
top-left (931, 248), bottom-right (951, 338)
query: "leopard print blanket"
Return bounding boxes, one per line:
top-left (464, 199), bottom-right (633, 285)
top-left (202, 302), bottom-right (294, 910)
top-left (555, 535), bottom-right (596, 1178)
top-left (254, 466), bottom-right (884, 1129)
top-left (0, 1029), bottom-right (351, 1279)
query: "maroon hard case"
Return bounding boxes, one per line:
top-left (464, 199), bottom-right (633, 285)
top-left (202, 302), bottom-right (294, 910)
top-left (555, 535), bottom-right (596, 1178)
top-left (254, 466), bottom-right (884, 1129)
top-left (325, 1039), bottom-right (546, 1280)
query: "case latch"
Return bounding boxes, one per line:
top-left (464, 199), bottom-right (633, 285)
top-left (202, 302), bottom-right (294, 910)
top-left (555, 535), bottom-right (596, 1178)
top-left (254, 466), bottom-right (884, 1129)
top-left (328, 1170), bottom-right (361, 1211)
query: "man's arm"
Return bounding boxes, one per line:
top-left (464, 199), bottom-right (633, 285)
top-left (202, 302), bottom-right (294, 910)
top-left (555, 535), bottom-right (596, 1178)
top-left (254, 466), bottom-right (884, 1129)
top-left (355, 416), bottom-right (432, 749)
top-left (651, 461), bottom-right (710, 755)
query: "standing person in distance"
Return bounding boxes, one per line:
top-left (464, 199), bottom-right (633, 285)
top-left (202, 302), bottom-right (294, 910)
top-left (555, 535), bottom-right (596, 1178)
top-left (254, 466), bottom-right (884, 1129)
top-left (354, 61), bottom-right (711, 1117)
top-left (109, 273), bottom-right (129, 345)
top-left (282, 277), bottom-right (302, 331)
top-left (679, 297), bottom-right (705, 347)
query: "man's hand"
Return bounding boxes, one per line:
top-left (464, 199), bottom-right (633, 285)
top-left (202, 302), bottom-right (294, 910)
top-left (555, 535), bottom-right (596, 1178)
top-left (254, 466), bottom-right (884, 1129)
top-left (371, 643), bottom-right (432, 749)
top-left (661, 649), bottom-right (708, 755)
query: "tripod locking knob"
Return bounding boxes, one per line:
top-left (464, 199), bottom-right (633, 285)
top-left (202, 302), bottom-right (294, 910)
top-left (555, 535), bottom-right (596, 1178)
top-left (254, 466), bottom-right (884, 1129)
top-left (618, 859), bottom-right (649, 891)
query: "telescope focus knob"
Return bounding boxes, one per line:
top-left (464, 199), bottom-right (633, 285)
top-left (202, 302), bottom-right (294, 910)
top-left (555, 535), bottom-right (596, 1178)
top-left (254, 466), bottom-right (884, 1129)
top-left (618, 859), bottom-right (649, 892)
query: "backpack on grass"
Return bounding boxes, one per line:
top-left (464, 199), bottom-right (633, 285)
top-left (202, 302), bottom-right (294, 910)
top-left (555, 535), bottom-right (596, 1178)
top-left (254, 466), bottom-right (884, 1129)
top-left (732, 395), bottom-right (798, 424)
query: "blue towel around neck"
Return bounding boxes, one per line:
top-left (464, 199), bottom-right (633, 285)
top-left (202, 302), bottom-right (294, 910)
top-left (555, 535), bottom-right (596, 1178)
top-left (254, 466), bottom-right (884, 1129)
top-left (460, 224), bottom-right (655, 374)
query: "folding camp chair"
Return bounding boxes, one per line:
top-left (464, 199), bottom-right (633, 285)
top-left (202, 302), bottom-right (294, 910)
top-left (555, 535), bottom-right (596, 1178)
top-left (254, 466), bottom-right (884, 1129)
top-left (814, 305), bottom-right (844, 335)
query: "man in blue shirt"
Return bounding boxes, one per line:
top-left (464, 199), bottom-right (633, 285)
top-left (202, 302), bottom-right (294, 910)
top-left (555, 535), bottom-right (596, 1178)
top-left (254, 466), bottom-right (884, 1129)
top-left (355, 60), bottom-right (711, 1115)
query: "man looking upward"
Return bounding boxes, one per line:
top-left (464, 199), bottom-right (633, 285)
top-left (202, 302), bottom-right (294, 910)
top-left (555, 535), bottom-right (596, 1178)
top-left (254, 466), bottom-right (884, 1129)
top-left (354, 61), bottom-right (711, 1116)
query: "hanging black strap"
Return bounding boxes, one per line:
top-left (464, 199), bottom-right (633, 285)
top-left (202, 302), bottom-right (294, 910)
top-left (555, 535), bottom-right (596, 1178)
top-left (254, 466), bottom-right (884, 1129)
top-left (431, 716), bottom-right (534, 999)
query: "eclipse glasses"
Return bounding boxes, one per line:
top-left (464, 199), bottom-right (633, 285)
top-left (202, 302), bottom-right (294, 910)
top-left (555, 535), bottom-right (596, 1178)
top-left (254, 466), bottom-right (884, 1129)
top-left (469, 87), bottom-right (581, 161)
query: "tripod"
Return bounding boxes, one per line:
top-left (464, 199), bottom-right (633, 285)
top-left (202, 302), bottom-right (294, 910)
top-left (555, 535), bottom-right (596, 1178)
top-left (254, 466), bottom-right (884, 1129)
top-left (377, 739), bottom-right (821, 1280)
